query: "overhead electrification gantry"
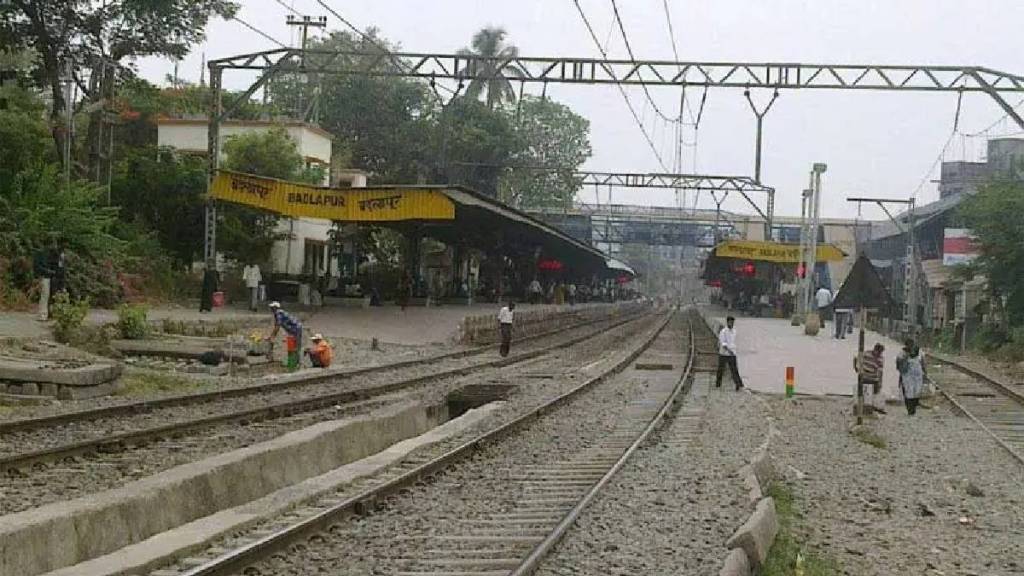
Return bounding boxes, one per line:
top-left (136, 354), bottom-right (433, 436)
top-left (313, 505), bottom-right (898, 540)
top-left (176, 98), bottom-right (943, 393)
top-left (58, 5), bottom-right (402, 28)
top-left (202, 48), bottom-right (1024, 261)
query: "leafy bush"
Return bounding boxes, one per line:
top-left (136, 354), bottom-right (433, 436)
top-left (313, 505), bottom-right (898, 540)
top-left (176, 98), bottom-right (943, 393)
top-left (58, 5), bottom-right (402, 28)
top-left (117, 304), bottom-right (149, 339)
top-left (50, 291), bottom-right (90, 343)
top-left (970, 323), bottom-right (1007, 353)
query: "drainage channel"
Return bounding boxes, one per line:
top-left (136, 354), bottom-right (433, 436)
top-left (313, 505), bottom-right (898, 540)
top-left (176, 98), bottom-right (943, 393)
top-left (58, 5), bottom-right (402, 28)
top-left (158, 309), bottom-right (688, 576)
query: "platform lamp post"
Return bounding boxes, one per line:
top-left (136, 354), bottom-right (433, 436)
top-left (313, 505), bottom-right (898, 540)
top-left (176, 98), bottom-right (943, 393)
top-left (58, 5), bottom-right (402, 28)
top-left (793, 186), bottom-right (813, 324)
top-left (800, 164), bottom-right (827, 334)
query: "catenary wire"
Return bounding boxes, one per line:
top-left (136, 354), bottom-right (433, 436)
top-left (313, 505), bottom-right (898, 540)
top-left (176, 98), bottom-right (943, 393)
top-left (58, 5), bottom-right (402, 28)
top-left (606, 0), bottom-right (679, 126)
top-left (572, 0), bottom-right (670, 171)
top-left (231, 15), bottom-right (288, 48)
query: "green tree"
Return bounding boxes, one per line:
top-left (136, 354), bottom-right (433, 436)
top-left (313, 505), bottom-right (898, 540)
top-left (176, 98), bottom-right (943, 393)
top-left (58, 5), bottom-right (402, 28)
top-left (502, 96), bottom-right (591, 208)
top-left (442, 98), bottom-right (519, 196)
top-left (958, 179), bottom-right (1024, 325)
top-left (110, 148), bottom-right (206, 266)
top-left (0, 0), bottom-right (238, 169)
top-left (268, 30), bottom-right (437, 184)
top-left (457, 27), bottom-right (526, 109)
top-left (219, 127), bottom-right (322, 263)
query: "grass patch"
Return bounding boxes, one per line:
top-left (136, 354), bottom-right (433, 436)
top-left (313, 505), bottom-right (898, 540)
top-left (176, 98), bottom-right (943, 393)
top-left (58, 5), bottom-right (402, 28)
top-left (850, 425), bottom-right (888, 449)
top-left (115, 372), bottom-right (205, 397)
top-left (763, 482), bottom-right (840, 576)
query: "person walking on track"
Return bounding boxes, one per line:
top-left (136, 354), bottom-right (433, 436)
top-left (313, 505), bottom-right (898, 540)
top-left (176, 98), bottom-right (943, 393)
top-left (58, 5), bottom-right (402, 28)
top-left (897, 338), bottom-right (926, 415)
top-left (498, 301), bottom-right (515, 357)
top-left (716, 316), bottom-right (744, 390)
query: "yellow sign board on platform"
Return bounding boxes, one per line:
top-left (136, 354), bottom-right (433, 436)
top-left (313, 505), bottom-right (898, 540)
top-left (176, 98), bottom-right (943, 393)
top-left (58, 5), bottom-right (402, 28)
top-left (715, 240), bottom-right (845, 263)
top-left (211, 171), bottom-right (456, 222)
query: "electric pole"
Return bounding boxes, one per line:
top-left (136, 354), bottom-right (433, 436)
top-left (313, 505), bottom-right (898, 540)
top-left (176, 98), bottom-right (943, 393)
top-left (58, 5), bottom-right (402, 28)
top-left (286, 15), bottom-right (327, 122)
top-left (847, 196), bottom-right (918, 332)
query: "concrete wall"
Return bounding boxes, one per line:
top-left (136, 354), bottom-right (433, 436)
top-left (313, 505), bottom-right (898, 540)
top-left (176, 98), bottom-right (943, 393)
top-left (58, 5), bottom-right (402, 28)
top-left (0, 402), bottom-right (442, 576)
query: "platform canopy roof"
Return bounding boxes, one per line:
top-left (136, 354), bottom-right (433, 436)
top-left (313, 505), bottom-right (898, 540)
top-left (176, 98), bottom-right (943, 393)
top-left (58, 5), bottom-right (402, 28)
top-left (211, 170), bottom-right (633, 278)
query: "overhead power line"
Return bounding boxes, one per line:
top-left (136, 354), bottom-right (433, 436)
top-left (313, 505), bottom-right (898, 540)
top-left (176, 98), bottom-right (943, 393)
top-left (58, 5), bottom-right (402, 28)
top-left (311, 0), bottom-right (457, 98)
top-left (231, 15), bottom-right (288, 48)
top-left (609, 0), bottom-right (680, 126)
top-left (572, 0), bottom-right (670, 171)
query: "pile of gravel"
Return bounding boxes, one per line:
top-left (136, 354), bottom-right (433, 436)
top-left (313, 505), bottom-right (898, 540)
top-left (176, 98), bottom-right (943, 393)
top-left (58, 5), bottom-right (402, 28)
top-left (535, 374), bottom-right (768, 576)
top-left (769, 395), bottom-right (1024, 576)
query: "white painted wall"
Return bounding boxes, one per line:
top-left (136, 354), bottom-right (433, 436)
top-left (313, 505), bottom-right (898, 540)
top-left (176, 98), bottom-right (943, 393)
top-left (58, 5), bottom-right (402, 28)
top-left (157, 120), bottom-right (365, 276)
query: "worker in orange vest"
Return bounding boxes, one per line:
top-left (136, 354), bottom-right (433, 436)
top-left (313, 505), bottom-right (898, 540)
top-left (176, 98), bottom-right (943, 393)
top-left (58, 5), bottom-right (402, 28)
top-left (306, 333), bottom-right (333, 368)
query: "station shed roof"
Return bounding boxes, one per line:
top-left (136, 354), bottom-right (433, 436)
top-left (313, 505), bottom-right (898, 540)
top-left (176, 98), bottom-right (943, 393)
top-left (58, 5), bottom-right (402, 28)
top-left (211, 170), bottom-right (633, 278)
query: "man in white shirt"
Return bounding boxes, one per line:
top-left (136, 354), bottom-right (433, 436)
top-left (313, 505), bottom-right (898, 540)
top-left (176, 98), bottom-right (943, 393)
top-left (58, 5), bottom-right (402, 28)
top-left (242, 264), bottom-right (262, 312)
top-left (497, 301), bottom-right (515, 357)
top-left (815, 285), bottom-right (833, 325)
top-left (528, 279), bottom-right (542, 304)
top-left (716, 316), bottom-right (744, 390)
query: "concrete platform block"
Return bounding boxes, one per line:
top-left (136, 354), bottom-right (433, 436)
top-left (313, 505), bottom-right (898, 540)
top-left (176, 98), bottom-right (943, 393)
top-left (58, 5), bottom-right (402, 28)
top-left (0, 402), bottom-right (438, 576)
top-left (739, 464), bottom-right (763, 506)
top-left (725, 497), bottom-right (779, 569)
top-left (719, 548), bottom-right (752, 576)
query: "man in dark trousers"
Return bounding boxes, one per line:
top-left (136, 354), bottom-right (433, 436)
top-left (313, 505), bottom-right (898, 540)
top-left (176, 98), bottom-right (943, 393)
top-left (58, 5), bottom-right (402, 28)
top-left (498, 301), bottom-right (515, 357)
top-left (716, 316), bottom-right (745, 390)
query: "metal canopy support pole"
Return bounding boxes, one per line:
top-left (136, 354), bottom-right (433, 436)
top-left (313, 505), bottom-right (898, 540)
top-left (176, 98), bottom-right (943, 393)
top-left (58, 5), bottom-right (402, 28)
top-left (204, 66), bottom-right (223, 265)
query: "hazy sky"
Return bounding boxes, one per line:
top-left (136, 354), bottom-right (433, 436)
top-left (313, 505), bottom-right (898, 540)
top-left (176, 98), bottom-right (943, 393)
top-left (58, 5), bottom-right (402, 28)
top-left (137, 0), bottom-right (1024, 220)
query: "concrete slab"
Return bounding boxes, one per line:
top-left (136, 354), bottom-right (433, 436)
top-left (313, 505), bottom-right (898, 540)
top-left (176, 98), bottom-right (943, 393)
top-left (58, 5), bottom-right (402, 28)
top-left (0, 358), bottom-right (122, 387)
top-left (701, 312), bottom-right (903, 399)
top-left (0, 401), bottom-right (441, 576)
top-left (41, 402), bottom-right (505, 576)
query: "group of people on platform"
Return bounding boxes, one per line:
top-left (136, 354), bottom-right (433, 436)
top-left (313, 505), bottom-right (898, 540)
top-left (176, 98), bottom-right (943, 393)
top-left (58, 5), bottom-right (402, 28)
top-left (717, 315), bottom-right (929, 417)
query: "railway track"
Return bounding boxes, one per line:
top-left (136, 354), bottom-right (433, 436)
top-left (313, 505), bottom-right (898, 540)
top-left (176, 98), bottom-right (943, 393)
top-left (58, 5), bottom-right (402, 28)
top-left (0, 311), bottom-right (647, 474)
top-left (143, 308), bottom-right (702, 576)
top-left (927, 355), bottom-right (1024, 464)
top-left (1, 311), bottom-right (660, 518)
top-left (0, 309), bottom-right (641, 436)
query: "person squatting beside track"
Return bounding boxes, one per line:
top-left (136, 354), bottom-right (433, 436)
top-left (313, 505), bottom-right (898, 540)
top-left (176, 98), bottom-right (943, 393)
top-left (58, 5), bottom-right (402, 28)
top-left (498, 301), bottom-right (516, 357)
top-left (306, 333), bottom-right (334, 369)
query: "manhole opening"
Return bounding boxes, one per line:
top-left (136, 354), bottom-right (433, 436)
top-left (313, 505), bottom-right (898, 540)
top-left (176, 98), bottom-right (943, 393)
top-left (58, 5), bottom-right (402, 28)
top-left (446, 384), bottom-right (516, 419)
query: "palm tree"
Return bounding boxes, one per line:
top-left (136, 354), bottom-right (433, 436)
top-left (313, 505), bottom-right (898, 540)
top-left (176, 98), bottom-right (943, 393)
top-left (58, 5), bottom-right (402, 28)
top-left (457, 27), bottom-right (526, 109)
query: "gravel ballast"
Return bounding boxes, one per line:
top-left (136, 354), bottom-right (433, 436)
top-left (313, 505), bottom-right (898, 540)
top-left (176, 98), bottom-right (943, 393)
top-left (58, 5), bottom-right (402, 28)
top-left (768, 395), bottom-right (1024, 576)
top-left (534, 375), bottom-right (769, 576)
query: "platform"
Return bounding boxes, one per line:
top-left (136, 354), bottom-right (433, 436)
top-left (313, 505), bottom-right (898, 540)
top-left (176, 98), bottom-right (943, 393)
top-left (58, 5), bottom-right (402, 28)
top-left (702, 310), bottom-right (903, 399)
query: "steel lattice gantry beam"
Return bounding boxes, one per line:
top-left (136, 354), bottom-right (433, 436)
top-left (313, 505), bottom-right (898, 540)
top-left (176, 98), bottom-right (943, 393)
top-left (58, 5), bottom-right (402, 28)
top-left (577, 172), bottom-right (774, 226)
top-left (208, 48), bottom-right (1024, 129)
top-left (202, 48), bottom-right (1024, 262)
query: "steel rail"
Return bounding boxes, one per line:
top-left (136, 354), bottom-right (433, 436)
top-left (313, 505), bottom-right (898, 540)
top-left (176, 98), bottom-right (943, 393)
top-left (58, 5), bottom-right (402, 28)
top-left (927, 355), bottom-right (1024, 466)
top-left (509, 310), bottom-right (698, 576)
top-left (174, 311), bottom-right (676, 576)
top-left (0, 308), bottom-right (636, 436)
top-left (0, 312), bottom-right (649, 473)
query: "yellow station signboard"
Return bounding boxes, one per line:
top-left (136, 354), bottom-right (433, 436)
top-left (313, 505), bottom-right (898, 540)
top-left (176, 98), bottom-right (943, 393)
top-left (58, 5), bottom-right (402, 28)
top-left (715, 240), bottom-right (845, 264)
top-left (211, 171), bottom-right (456, 222)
